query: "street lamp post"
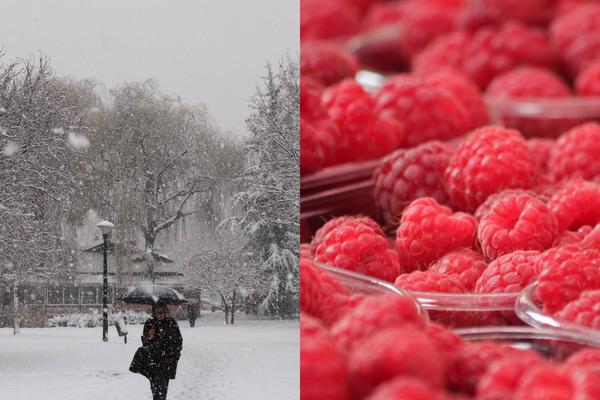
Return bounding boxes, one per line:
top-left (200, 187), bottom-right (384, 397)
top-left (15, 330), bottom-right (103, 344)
top-left (97, 220), bottom-right (114, 342)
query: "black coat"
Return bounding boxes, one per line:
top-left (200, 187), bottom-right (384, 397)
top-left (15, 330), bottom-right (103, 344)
top-left (129, 317), bottom-right (182, 380)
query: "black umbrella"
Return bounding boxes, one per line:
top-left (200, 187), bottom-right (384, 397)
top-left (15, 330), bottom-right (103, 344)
top-left (120, 283), bottom-right (187, 305)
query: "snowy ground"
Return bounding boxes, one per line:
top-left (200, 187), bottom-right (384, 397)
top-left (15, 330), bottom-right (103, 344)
top-left (0, 314), bottom-right (299, 400)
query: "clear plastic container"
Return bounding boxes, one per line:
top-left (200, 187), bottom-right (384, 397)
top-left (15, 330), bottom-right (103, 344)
top-left (456, 326), bottom-right (600, 359)
top-left (313, 262), bottom-right (430, 322)
top-left (515, 282), bottom-right (600, 340)
top-left (486, 96), bottom-right (600, 138)
top-left (314, 261), bottom-right (521, 328)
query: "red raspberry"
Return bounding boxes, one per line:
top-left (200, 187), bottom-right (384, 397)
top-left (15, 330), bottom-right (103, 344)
top-left (426, 71), bottom-right (489, 129)
top-left (474, 250), bottom-right (541, 293)
top-left (486, 67), bottom-right (574, 138)
top-left (300, 314), bottom-right (349, 400)
top-left (348, 327), bottom-right (446, 399)
top-left (314, 218), bottom-right (401, 282)
top-left (300, 78), bottom-right (339, 175)
top-left (424, 323), bottom-right (465, 366)
top-left (301, 42), bottom-right (360, 88)
top-left (429, 249), bottom-right (487, 291)
top-left (547, 180), bottom-right (600, 231)
top-left (373, 74), bottom-right (473, 147)
top-left (548, 123), bottom-right (600, 183)
top-left (311, 215), bottom-right (384, 252)
top-left (564, 348), bottom-right (600, 372)
top-left (300, 0), bottom-right (361, 41)
top-left (513, 365), bottom-right (574, 400)
top-left (414, 22), bottom-right (556, 89)
top-left (486, 67), bottom-right (571, 98)
top-left (373, 141), bottom-right (454, 226)
top-left (528, 138), bottom-right (555, 174)
top-left (474, 189), bottom-right (544, 221)
top-left (395, 197), bottom-right (478, 271)
top-left (535, 247), bottom-right (600, 313)
top-left (300, 258), bottom-right (353, 325)
top-left (354, 0), bottom-right (463, 72)
top-left (476, 353), bottom-right (547, 400)
top-left (459, 0), bottom-right (553, 29)
top-left (322, 80), bottom-right (402, 163)
top-left (394, 271), bottom-right (468, 293)
top-left (552, 225), bottom-right (594, 247)
top-left (448, 341), bottom-right (534, 395)
top-left (445, 127), bottom-right (537, 212)
top-left (550, 4), bottom-right (600, 76)
top-left (576, 60), bottom-right (600, 96)
top-left (555, 290), bottom-right (600, 329)
top-left (478, 193), bottom-right (558, 260)
top-left (365, 377), bottom-right (451, 400)
top-left (331, 292), bottom-right (425, 352)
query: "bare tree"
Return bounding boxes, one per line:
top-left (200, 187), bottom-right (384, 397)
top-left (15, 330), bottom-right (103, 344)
top-left (184, 241), bottom-right (258, 324)
top-left (81, 80), bottom-right (237, 280)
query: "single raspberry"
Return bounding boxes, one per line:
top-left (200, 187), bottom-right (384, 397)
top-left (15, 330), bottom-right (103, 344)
top-left (448, 341), bottom-right (535, 395)
top-left (487, 67), bottom-right (571, 99)
top-left (426, 71), bottom-right (489, 129)
top-left (311, 215), bottom-right (384, 252)
top-left (576, 60), bottom-right (600, 96)
top-left (414, 22), bottom-right (556, 89)
top-left (548, 123), bottom-right (600, 183)
top-left (564, 348), bottom-right (600, 372)
top-left (300, 258), bottom-right (353, 325)
top-left (474, 189), bottom-right (544, 221)
top-left (331, 292), bottom-right (425, 352)
top-left (555, 290), bottom-right (600, 329)
top-left (394, 271), bottom-right (468, 293)
top-left (395, 197), bottom-right (478, 271)
top-left (513, 365), bottom-right (574, 400)
top-left (445, 127), bottom-right (537, 212)
top-left (424, 323), bottom-right (465, 367)
top-left (535, 247), bottom-right (600, 313)
top-left (300, 0), bottom-right (361, 41)
top-left (373, 74), bottom-right (473, 147)
top-left (348, 327), bottom-right (446, 399)
top-left (314, 218), bottom-right (401, 282)
top-left (322, 80), bottom-right (402, 163)
top-left (476, 353), bottom-right (547, 400)
top-left (300, 78), bottom-right (339, 175)
top-left (300, 314), bottom-right (349, 400)
top-left (458, 0), bottom-right (553, 29)
top-left (373, 141), bottom-right (454, 225)
top-left (354, 0), bottom-right (463, 72)
top-left (429, 249), bottom-right (487, 291)
top-left (550, 4), bottom-right (600, 75)
top-left (552, 225), bottom-right (594, 247)
top-left (528, 138), bottom-right (555, 174)
top-left (365, 377), bottom-right (451, 400)
top-left (474, 250), bottom-right (541, 293)
top-left (301, 42), bottom-right (360, 88)
top-left (547, 180), bottom-right (600, 231)
top-left (478, 193), bottom-right (558, 260)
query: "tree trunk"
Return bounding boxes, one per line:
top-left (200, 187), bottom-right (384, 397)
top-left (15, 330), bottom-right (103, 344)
top-left (12, 280), bottom-right (20, 335)
top-left (220, 292), bottom-right (230, 325)
top-left (231, 290), bottom-right (236, 325)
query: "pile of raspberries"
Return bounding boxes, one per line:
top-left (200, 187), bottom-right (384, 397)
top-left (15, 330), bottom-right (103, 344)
top-left (301, 0), bottom-right (600, 398)
top-left (301, 0), bottom-right (600, 175)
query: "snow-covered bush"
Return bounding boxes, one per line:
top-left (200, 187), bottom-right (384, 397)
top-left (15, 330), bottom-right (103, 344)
top-left (48, 310), bottom-right (150, 328)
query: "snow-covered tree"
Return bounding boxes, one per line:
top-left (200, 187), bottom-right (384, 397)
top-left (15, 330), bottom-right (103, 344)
top-left (184, 240), bottom-right (258, 324)
top-left (81, 80), bottom-right (242, 280)
top-left (224, 57), bottom-right (299, 318)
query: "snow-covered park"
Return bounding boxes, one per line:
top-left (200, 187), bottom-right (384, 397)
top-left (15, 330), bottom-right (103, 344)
top-left (0, 316), bottom-right (299, 400)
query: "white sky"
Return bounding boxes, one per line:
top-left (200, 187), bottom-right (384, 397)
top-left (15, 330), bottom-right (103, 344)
top-left (0, 0), bottom-right (299, 136)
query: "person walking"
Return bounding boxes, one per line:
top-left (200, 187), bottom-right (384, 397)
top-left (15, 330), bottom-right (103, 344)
top-left (130, 304), bottom-right (183, 400)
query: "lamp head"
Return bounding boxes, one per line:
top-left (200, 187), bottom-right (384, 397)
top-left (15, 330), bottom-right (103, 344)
top-left (96, 220), bottom-right (115, 236)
